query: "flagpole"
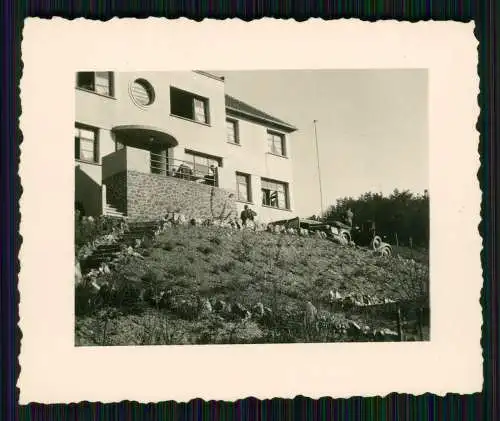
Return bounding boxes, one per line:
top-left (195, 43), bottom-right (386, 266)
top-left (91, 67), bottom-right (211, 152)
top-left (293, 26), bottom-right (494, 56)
top-left (313, 119), bottom-right (324, 218)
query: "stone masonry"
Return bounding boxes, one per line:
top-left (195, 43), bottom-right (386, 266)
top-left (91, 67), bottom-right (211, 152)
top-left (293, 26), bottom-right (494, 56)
top-left (120, 170), bottom-right (237, 222)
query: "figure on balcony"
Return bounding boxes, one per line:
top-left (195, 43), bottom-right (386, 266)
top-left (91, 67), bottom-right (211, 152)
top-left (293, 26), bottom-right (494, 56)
top-left (204, 164), bottom-right (217, 186)
top-left (175, 163), bottom-right (194, 181)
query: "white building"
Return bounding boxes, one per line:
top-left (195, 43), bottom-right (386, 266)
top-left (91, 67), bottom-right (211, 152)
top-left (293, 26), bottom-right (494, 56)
top-left (75, 71), bottom-right (298, 223)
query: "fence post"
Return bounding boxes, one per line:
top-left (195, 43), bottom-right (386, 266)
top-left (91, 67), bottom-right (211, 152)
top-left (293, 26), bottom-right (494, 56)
top-left (396, 305), bottom-right (404, 341)
top-left (214, 166), bottom-right (220, 187)
top-left (395, 232), bottom-right (399, 247)
top-left (418, 307), bottom-right (424, 341)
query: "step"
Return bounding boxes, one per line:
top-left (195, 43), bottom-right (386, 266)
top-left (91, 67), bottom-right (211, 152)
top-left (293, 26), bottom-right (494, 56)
top-left (91, 249), bottom-right (120, 255)
top-left (82, 260), bottom-right (111, 271)
top-left (124, 232), bottom-right (156, 238)
top-left (123, 230), bottom-right (157, 236)
top-left (122, 233), bottom-right (155, 239)
top-left (91, 247), bottom-right (121, 254)
top-left (104, 205), bottom-right (123, 211)
top-left (128, 223), bottom-right (160, 229)
top-left (86, 255), bottom-right (119, 263)
top-left (90, 252), bottom-right (121, 260)
top-left (104, 211), bottom-right (125, 217)
top-left (127, 225), bottom-right (158, 230)
top-left (96, 244), bottom-right (123, 250)
top-left (121, 236), bottom-right (154, 243)
top-left (91, 244), bottom-right (122, 252)
top-left (104, 215), bottom-right (125, 220)
top-left (104, 205), bottom-right (125, 216)
top-left (105, 212), bottom-right (125, 218)
top-left (123, 228), bottom-right (157, 234)
top-left (121, 235), bottom-right (154, 243)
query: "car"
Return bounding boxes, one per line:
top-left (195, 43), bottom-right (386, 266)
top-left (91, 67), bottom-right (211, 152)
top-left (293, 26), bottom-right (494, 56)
top-left (270, 216), bottom-right (392, 255)
top-left (349, 220), bottom-right (392, 254)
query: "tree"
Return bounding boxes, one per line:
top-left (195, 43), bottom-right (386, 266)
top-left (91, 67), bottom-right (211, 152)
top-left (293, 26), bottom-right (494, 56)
top-left (324, 189), bottom-right (429, 248)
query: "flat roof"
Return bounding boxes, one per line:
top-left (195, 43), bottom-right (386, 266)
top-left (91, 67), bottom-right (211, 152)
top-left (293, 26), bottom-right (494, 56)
top-left (192, 70), bottom-right (225, 82)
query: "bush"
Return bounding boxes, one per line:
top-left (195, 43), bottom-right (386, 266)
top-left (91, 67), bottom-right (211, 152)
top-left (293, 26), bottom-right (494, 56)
top-left (75, 211), bottom-right (124, 252)
top-left (209, 236), bottom-right (222, 246)
top-left (114, 283), bottom-right (144, 313)
top-left (197, 245), bottom-right (214, 255)
top-left (75, 284), bottom-right (98, 316)
top-left (325, 189), bottom-right (429, 248)
top-left (161, 240), bottom-right (175, 251)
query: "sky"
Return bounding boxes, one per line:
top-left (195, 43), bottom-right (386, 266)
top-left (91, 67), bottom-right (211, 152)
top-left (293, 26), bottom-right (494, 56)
top-left (213, 69), bottom-right (428, 217)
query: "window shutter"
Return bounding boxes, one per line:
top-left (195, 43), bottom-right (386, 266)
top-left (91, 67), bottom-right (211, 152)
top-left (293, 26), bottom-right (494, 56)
top-left (194, 98), bottom-right (206, 123)
top-left (95, 72), bottom-right (111, 95)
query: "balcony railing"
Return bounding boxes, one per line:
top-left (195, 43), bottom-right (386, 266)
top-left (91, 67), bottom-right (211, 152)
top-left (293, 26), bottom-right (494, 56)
top-left (150, 152), bottom-right (218, 186)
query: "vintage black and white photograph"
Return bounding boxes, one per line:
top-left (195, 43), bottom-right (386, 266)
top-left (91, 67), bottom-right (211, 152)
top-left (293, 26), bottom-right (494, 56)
top-left (19, 18), bottom-right (482, 404)
top-left (73, 69), bottom-right (430, 346)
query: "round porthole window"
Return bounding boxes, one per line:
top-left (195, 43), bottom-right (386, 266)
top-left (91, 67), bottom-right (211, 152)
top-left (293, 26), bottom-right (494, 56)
top-left (130, 78), bottom-right (155, 107)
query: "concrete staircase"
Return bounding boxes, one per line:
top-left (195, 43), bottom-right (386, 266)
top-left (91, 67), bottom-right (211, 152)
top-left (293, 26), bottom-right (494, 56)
top-left (103, 203), bottom-right (125, 219)
top-left (121, 220), bottom-right (161, 247)
top-left (81, 219), bottom-right (163, 274)
top-left (82, 243), bottom-right (124, 273)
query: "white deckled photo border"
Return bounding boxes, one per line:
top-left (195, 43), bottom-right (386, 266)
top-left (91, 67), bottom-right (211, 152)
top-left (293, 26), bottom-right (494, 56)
top-left (18, 18), bottom-right (481, 403)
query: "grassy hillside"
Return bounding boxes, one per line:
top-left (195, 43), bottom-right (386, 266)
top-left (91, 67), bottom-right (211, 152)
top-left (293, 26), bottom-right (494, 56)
top-left (75, 224), bottom-right (429, 346)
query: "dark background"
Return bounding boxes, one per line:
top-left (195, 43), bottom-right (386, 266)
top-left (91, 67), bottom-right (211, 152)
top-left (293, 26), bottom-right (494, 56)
top-left (1, 1), bottom-right (497, 420)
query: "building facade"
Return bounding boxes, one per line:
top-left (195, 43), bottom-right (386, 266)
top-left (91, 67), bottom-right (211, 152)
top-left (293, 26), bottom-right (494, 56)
top-left (75, 71), bottom-right (297, 223)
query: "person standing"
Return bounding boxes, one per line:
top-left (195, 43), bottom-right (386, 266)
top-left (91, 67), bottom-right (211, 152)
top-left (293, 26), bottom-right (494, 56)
top-left (345, 207), bottom-right (354, 227)
top-left (240, 205), bottom-right (257, 227)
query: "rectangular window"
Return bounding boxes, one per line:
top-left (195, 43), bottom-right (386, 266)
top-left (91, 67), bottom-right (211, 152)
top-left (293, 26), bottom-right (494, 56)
top-left (226, 119), bottom-right (239, 144)
top-left (76, 72), bottom-right (114, 96)
top-left (267, 131), bottom-right (286, 156)
top-left (75, 124), bottom-right (98, 163)
top-left (170, 87), bottom-right (210, 124)
top-left (261, 178), bottom-right (289, 209)
top-left (236, 172), bottom-right (251, 203)
top-left (182, 150), bottom-right (222, 184)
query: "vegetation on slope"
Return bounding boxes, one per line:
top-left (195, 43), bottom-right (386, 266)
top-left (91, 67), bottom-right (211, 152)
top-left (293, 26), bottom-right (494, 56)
top-left (326, 189), bottom-right (429, 248)
top-left (75, 224), bottom-right (429, 346)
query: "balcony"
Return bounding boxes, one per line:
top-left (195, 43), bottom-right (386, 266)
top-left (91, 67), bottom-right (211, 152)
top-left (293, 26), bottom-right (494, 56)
top-left (101, 124), bottom-right (219, 186)
top-left (102, 147), bottom-right (219, 187)
top-left (150, 152), bottom-right (218, 186)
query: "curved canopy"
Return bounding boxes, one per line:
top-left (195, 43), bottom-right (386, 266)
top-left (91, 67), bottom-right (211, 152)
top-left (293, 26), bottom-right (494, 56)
top-left (112, 125), bottom-right (179, 149)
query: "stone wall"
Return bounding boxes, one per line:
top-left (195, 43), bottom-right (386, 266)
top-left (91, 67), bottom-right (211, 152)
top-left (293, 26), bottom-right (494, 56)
top-left (126, 170), bottom-right (237, 222)
top-left (104, 171), bottom-right (127, 214)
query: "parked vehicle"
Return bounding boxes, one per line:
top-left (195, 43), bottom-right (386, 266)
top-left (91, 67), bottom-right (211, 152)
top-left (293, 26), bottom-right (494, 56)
top-left (273, 217), bottom-right (392, 255)
top-left (350, 220), bottom-right (392, 255)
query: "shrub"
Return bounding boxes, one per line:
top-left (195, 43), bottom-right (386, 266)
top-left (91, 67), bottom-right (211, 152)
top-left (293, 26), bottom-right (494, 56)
top-left (75, 212), bottom-right (124, 253)
top-left (197, 245), bottom-right (214, 255)
top-left (218, 260), bottom-right (236, 273)
top-left (209, 236), bottom-right (222, 246)
top-left (141, 268), bottom-right (164, 286)
top-left (167, 261), bottom-right (197, 278)
top-left (162, 240), bottom-right (175, 251)
top-left (75, 284), bottom-right (99, 316)
top-left (141, 236), bottom-right (155, 250)
top-left (113, 283), bottom-right (144, 314)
